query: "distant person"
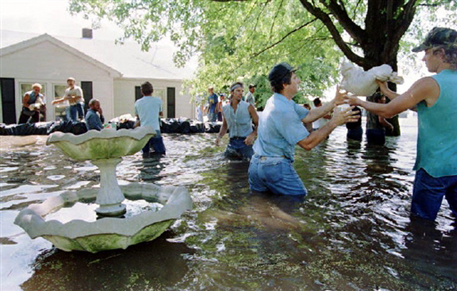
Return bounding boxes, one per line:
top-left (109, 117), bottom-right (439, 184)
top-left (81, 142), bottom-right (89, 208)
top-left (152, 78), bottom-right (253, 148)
top-left (303, 103), bottom-right (313, 133)
top-left (18, 83), bottom-right (45, 124)
top-left (85, 99), bottom-right (104, 131)
top-left (347, 27), bottom-right (457, 221)
top-left (52, 77), bottom-right (85, 122)
top-left (196, 103), bottom-right (204, 122)
top-left (245, 84), bottom-right (256, 107)
top-left (312, 97), bottom-right (332, 130)
top-left (134, 81), bottom-right (166, 156)
top-left (216, 94), bottom-right (226, 121)
top-left (249, 62), bottom-right (359, 195)
top-left (207, 87), bottom-right (218, 122)
top-left (216, 82), bottom-right (259, 160)
top-left (346, 106), bottom-right (363, 141)
top-left (365, 92), bottom-right (394, 145)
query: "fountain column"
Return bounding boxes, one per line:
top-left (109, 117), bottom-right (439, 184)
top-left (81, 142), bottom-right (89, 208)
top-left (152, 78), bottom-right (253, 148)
top-left (92, 158), bottom-right (126, 216)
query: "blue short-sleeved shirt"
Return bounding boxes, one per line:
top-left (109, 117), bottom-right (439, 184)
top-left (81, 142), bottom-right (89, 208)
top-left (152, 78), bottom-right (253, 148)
top-left (135, 96), bottom-right (162, 131)
top-left (253, 93), bottom-right (309, 161)
top-left (85, 109), bottom-right (103, 131)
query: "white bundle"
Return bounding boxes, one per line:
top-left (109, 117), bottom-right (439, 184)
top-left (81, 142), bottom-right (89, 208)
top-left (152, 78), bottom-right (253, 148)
top-left (29, 103), bottom-right (42, 111)
top-left (340, 61), bottom-right (404, 96)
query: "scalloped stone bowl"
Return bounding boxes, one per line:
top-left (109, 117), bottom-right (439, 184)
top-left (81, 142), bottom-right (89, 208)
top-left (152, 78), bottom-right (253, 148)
top-left (46, 126), bottom-right (157, 217)
top-left (14, 183), bottom-right (193, 253)
top-left (46, 126), bottom-right (156, 161)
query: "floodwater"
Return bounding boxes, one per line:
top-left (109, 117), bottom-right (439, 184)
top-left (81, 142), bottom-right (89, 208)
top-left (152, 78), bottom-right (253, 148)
top-left (1, 116), bottom-right (456, 290)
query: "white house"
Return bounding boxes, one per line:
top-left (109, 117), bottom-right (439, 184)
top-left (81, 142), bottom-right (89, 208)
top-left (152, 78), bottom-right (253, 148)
top-left (0, 29), bottom-right (197, 124)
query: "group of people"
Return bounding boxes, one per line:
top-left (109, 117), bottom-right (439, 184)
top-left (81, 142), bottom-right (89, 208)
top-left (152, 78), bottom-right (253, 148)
top-left (19, 77), bottom-right (106, 130)
top-left (199, 84), bottom-right (257, 123)
top-left (215, 27), bottom-right (457, 223)
top-left (17, 27), bottom-right (457, 222)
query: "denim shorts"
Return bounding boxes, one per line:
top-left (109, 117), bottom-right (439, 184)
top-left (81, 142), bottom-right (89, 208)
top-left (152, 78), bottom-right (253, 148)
top-left (411, 168), bottom-right (457, 220)
top-left (248, 154), bottom-right (307, 196)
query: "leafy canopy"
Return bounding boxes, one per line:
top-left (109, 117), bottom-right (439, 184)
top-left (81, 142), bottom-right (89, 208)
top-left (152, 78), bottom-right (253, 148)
top-left (69, 0), bottom-right (456, 106)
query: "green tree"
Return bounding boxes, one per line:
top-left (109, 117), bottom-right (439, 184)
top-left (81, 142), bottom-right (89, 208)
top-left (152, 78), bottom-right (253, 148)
top-left (69, 0), bottom-right (456, 130)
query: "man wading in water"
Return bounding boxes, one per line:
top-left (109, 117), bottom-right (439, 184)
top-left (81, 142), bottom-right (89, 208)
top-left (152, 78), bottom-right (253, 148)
top-left (249, 62), bottom-right (359, 196)
top-left (216, 82), bottom-right (259, 160)
top-left (348, 27), bottom-right (457, 221)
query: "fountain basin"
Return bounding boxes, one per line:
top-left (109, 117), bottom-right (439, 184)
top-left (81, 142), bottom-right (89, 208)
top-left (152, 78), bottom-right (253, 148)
top-left (14, 182), bottom-right (193, 253)
top-left (46, 126), bottom-right (155, 161)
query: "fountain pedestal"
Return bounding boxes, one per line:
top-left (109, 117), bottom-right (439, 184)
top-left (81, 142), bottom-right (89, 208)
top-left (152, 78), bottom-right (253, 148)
top-left (92, 158), bottom-right (126, 217)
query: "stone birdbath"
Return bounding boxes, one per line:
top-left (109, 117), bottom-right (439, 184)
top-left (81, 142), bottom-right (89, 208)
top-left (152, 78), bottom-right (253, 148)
top-left (14, 126), bottom-right (193, 252)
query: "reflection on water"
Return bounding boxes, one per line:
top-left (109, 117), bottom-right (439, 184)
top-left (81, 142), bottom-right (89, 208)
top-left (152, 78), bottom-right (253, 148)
top-left (1, 118), bottom-right (456, 290)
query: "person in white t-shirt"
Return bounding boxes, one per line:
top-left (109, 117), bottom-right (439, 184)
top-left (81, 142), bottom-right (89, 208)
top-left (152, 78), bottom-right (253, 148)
top-left (312, 98), bottom-right (332, 130)
top-left (52, 77), bottom-right (85, 121)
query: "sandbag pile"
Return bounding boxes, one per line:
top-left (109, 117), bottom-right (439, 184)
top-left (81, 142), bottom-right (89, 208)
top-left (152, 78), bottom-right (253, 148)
top-left (0, 118), bottom-right (221, 136)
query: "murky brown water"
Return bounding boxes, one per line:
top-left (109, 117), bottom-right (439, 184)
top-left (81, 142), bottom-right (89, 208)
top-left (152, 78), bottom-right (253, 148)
top-left (1, 117), bottom-right (456, 290)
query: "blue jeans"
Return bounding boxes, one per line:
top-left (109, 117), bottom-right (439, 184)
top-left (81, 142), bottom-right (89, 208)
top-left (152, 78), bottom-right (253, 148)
top-left (411, 168), bottom-right (457, 220)
top-left (76, 103), bottom-right (85, 120)
top-left (366, 128), bottom-right (385, 145)
top-left (347, 127), bottom-right (363, 141)
top-left (248, 155), bottom-right (307, 196)
top-left (66, 103), bottom-right (85, 121)
top-left (225, 137), bottom-right (254, 160)
top-left (208, 110), bottom-right (217, 122)
top-left (65, 105), bottom-right (77, 121)
top-left (142, 130), bottom-right (166, 155)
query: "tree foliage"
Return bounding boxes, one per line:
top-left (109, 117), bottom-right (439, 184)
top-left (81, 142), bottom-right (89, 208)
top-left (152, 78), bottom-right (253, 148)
top-left (69, 0), bottom-right (457, 107)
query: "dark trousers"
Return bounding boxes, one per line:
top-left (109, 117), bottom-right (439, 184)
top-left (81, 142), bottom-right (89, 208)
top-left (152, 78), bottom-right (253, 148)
top-left (366, 129), bottom-right (385, 145)
top-left (18, 110), bottom-right (39, 124)
top-left (142, 130), bottom-right (166, 154)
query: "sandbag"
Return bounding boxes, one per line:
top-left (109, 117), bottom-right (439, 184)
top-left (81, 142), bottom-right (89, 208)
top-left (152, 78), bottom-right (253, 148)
top-left (340, 61), bottom-right (404, 96)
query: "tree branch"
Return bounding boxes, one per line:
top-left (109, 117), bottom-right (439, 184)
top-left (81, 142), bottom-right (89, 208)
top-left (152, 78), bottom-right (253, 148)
top-left (299, 0), bottom-right (367, 66)
top-left (251, 18), bottom-right (318, 59)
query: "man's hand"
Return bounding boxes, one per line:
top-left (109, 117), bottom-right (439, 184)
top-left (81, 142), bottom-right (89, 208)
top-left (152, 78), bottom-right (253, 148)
top-left (345, 95), bottom-right (361, 107)
top-left (331, 106), bottom-right (360, 126)
top-left (244, 133), bottom-right (256, 146)
top-left (98, 107), bottom-right (103, 115)
top-left (215, 136), bottom-right (221, 147)
top-left (333, 85), bottom-right (348, 106)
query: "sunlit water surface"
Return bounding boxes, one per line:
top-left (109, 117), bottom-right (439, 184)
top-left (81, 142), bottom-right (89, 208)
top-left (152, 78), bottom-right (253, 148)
top-left (1, 116), bottom-right (456, 290)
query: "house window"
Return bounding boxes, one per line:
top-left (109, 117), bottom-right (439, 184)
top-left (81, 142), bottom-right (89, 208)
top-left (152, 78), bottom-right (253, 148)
top-left (53, 84), bottom-right (67, 121)
top-left (20, 83), bottom-right (47, 102)
top-left (134, 87), bottom-right (166, 114)
top-left (135, 86), bottom-right (141, 101)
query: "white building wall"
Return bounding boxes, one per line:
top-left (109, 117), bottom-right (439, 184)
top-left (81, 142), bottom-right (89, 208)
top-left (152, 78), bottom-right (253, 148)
top-left (0, 41), bottom-right (116, 121)
top-left (114, 79), bottom-right (195, 120)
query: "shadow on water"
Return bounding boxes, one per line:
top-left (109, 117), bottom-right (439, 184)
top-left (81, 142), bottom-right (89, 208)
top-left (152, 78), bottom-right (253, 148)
top-left (21, 231), bottom-right (194, 290)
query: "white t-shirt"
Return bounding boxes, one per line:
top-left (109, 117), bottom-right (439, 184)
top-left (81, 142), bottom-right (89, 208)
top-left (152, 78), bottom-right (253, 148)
top-left (64, 86), bottom-right (84, 105)
top-left (313, 117), bottom-right (328, 130)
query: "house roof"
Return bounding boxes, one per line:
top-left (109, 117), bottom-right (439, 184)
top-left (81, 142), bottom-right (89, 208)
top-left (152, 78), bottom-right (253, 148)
top-left (0, 30), bottom-right (196, 80)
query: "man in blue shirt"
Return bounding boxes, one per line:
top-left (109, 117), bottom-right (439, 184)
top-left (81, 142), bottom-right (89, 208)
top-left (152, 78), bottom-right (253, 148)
top-left (249, 62), bottom-right (359, 196)
top-left (348, 27), bottom-right (457, 221)
top-left (207, 87), bottom-right (219, 122)
top-left (135, 81), bottom-right (166, 156)
top-left (85, 99), bottom-right (104, 131)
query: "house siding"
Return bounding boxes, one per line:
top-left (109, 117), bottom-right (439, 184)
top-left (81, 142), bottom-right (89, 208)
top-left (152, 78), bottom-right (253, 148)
top-left (114, 79), bottom-right (194, 120)
top-left (1, 41), bottom-right (115, 121)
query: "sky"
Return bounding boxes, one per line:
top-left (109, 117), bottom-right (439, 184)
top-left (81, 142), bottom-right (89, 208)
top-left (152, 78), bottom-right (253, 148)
top-left (0, 0), bottom-right (123, 40)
